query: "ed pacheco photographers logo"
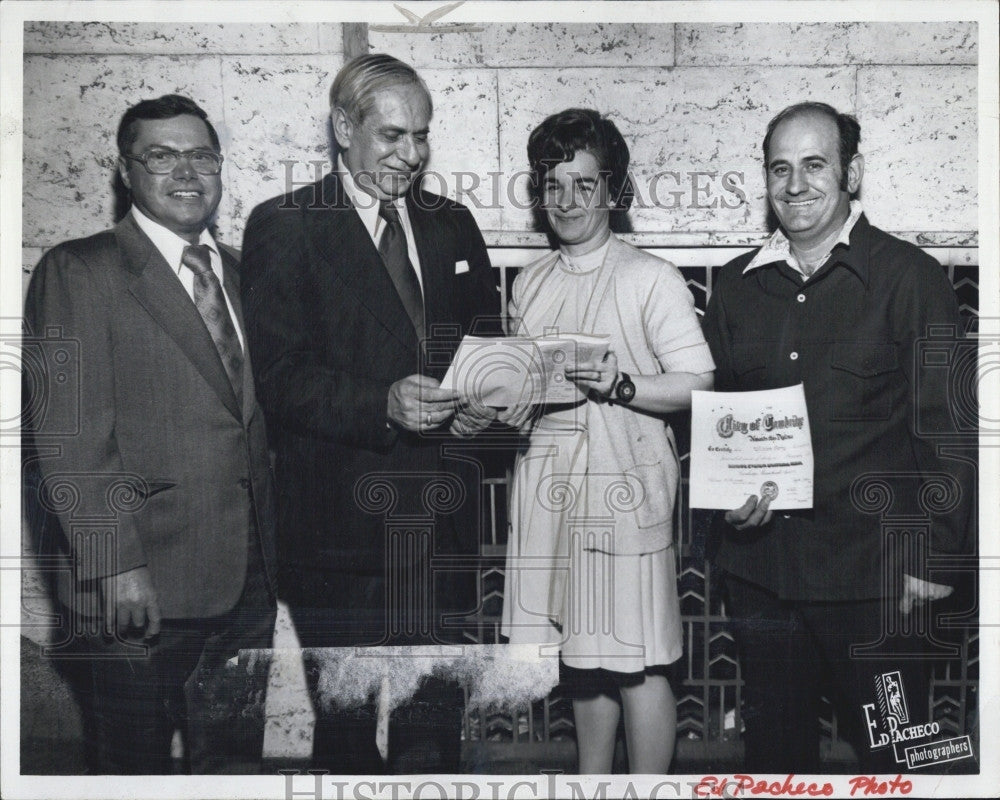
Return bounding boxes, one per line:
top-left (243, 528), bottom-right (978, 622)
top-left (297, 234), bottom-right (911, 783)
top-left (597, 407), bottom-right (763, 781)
top-left (861, 670), bottom-right (973, 770)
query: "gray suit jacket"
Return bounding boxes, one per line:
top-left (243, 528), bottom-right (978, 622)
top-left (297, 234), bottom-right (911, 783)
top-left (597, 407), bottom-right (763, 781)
top-left (23, 214), bottom-right (276, 619)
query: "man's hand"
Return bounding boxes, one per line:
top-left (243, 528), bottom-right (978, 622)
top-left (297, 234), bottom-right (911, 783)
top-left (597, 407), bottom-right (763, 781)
top-left (899, 573), bottom-right (953, 614)
top-left (450, 401), bottom-right (497, 438)
top-left (100, 566), bottom-right (161, 638)
top-left (387, 374), bottom-right (460, 432)
top-left (725, 494), bottom-right (774, 530)
top-left (565, 350), bottom-right (619, 399)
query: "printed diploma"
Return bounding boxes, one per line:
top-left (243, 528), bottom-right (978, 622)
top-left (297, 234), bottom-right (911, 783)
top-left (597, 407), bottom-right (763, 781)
top-left (689, 383), bottom-right (814, 510)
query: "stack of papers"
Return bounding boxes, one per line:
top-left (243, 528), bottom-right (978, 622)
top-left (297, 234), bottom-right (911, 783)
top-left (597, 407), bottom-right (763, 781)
top-left (441, 334), bottom-right (610, 407)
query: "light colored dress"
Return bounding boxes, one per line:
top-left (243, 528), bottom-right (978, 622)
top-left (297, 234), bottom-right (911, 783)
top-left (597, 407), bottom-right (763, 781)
top-left (501, 234), bottom-right (714, 672)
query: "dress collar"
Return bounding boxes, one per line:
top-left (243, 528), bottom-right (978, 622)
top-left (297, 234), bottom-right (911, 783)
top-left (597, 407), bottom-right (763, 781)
top-left (558, 233), bottom-right (612, 274)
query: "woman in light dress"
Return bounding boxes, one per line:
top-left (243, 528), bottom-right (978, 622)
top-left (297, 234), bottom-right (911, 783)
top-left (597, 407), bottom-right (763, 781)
top-left (501, 109), bottom-right (714, 773)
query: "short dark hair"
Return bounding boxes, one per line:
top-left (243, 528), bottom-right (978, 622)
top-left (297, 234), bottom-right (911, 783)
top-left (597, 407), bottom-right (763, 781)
top-left (116, 94), bottom-right (220, 156)
top-left (527, 108), bottom-right (634, 212)
top-left (329, 53), bottom-right (432, 124)
top-left (762, 102), bottom-right (861, 189)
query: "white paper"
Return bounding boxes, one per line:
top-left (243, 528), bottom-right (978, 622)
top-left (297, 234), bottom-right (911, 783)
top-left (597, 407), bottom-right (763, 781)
top-left (689, 384), bottom-right (814, 510)
top-left (440, 334), bottom-right (610, 407)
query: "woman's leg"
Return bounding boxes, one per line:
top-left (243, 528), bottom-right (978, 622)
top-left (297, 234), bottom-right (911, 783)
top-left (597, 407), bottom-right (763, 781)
top-left (620, 672), bottom-right (676, 773)
top-left (573, 692), bottom-right (621, 774)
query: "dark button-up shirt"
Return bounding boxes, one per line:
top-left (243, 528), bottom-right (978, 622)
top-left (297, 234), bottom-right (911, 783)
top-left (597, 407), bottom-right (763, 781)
top-left (703, 213), bottom-right (974, 600)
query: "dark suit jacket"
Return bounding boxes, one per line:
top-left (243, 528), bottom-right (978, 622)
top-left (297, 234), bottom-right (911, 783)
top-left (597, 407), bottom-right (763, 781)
top-left (240, 173), bottom-right (501, 577)
top-left (23, 214), bottom-right (277, 619)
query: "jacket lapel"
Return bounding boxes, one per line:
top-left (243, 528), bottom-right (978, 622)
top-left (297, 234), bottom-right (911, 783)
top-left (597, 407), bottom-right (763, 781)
top-left (407, 199), bottom-right (449, 337)
top-left (116, 215), bottom-right (243, 420)
top-left (220, 249), bottom-right (256, 422)
top-left (304, 174), bottom-right (418, 351)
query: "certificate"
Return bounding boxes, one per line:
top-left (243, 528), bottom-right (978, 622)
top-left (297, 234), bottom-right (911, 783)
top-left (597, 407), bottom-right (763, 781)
top-left (440, 333), bottom-right (610, 407)
top-left (689, 383), bottom-right (814, 510)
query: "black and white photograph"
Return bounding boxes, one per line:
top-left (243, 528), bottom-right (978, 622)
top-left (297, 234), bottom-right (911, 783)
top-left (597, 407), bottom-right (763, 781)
top-left (1, 1), bottom-right (997, 798)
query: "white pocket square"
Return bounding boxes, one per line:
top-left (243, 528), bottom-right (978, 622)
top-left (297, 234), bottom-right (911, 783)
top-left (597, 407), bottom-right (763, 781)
top-left (455, 260), bottom-right (470, 274)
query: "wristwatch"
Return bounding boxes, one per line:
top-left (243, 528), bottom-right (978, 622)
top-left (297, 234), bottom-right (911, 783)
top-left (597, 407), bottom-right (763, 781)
top-left (613, 371), bottom-right (636, 404)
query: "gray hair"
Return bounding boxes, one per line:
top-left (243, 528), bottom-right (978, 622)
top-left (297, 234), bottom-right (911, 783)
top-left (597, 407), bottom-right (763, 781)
top-left (329, 53), bottom-right (432, 123)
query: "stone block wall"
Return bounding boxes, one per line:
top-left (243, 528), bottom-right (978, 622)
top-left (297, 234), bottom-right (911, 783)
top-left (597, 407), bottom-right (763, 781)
top-left (21, 21), bottom-right (351, 295)
top-left (22, 20), bottom-right (978, 296)
top-left (367, 21), bottom-right (978, 246)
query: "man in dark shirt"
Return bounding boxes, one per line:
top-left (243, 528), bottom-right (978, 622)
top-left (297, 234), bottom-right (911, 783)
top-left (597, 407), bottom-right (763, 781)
top-left (702, 102), bottom-right (975, 772)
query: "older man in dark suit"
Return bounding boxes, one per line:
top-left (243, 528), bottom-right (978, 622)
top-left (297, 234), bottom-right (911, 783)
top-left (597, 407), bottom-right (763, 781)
top-left (241, 54), bottom-right (501, 773)
top-left (23, 94), bottom-right (277, 774)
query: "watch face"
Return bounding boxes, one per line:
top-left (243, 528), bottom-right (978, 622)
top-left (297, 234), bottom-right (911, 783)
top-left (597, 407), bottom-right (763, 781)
top-left (617, 376), bottom-right (636, 403)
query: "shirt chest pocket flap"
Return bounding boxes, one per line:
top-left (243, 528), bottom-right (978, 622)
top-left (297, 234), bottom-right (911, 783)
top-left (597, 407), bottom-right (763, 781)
top-left (829, 342), bottom-right (898, 421)
top-left (730, 342), bottom-right (769, 388)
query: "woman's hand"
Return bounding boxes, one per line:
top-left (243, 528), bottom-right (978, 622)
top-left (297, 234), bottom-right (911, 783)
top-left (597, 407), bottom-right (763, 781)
top-left (565, 349), bottom-right (619, 400)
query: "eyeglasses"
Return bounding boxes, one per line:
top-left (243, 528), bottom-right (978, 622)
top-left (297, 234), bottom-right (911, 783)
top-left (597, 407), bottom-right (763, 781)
top-left (124, 148), bottom-right (224, 175)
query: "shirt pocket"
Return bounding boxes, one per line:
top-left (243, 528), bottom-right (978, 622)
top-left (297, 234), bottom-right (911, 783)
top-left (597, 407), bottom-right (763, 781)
top-left (731, 341), bottom-right (769, 389)
top-left (829, 342), bottom-right (898, 421)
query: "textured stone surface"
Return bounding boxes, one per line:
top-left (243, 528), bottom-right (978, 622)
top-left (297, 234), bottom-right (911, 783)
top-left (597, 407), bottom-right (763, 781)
top-left (22, 22), bottom-right (979, 250)
top-left (23, 55), bottom-right (226, 246)
top-left (497, 66), bottom-right (856, 235)
top-left (218, 56), bottom-right (342, 245)
top-left (419, 69), bottom-right (502, 230)
top-left (370, 22), bottom-right (676, 68)
top-left (368, 25), bottom-right (488, 68)
top-left (23, 248), bottom-right (44, 300)
top-left (482, 23), bottom-right (675, 67)
top-left (857, 66), bottom-right (977, 235)
top-left (262, 603), bottom-right (314, 760)
top-left (318, 22), bottom-right (353, 55)
top-left (676, 22), bottom-right (978, 66)
top-left (24, 21), bottom-right (327, 55)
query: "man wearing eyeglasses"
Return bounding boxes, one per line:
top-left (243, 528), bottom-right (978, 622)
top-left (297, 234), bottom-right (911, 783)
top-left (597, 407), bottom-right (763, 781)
top-left (23, 94), bottom-right (277, 773)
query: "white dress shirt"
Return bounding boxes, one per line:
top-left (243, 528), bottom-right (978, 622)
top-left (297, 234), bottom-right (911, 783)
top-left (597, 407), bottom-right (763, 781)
top-left (337, 155), bottom-right (425, 294)
top-left (130, 206), bottom-right (244, 349)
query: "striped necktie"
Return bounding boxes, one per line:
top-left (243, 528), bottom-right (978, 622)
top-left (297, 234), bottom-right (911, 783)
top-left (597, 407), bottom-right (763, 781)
top-left (181, 244), bottom-right (244, 407)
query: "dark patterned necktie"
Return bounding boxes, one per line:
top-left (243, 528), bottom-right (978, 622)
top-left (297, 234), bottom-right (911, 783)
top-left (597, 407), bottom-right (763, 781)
top-left (181, 244), bottom-right (244, 407)
top-left (378, 201), bottom-right (424, 339)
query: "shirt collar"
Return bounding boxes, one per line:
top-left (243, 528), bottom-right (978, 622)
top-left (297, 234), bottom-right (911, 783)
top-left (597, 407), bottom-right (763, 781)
top-left (130, 205), bottom-right (218, 275)
top-left (743, 199), bottom-right (865, 277)
top-left (338, 155), bottom-right (405, 241)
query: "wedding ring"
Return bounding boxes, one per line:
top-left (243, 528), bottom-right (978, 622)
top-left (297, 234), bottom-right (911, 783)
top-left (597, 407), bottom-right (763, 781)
top-left (426, 413), bottom-right (432, 426)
